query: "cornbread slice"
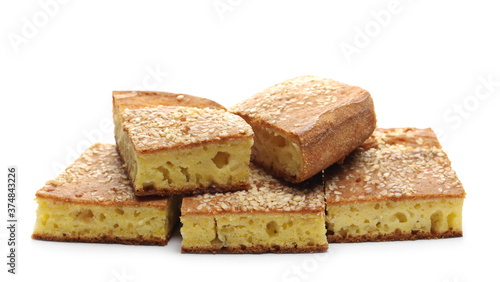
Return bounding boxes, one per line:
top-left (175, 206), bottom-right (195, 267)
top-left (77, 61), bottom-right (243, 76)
top-left (180, 165), bottom-right (328, 254)
top-left (324, 128), bottom-right (465, 243)
top-left (231, 75), bottom-right (376, 183)
top-left (115, 105), bottom-right (254, 196)
top-left (32, 143), bottom-right (179, 246)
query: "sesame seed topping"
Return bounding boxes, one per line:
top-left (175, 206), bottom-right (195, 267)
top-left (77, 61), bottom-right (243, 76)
top-left (184, 165), bottom-right (324, 214)
top-left (121, 106), bottom-right (253, 153)
top-left (36, 144), bottom-right (167, 206)
top-left (325, 128), bottom-right (465, 203)
top-left (230, 75), bottom-right (368, 134)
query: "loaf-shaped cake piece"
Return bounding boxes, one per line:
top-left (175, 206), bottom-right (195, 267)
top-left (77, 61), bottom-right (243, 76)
top-left (113, 91), bottom-right (254, 196)
top-left (33, 143), bottom-right (179, 245)
top-left (324, 128), bottom-right (465, 243)
top-left (180, 164), bottom-right (328, 253)
top-left (231, 75), bottom-right (376, 183)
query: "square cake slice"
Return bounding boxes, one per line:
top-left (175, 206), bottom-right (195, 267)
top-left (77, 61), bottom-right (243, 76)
top-left (180, 164), bottom-right (328, 254)
top-left (32, 143), bottom-right (179, 245)
top-left (324, 128), bottom-right (466, 243)
top-left (113, 91), bottom-right (230, 195)
top-left (231, 75), bottom-right (376, 183)
top-left (115, 105), bottom-right (254, 196)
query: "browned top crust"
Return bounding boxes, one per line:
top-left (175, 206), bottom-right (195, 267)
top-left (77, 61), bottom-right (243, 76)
top-left (182, 164), bottom-right (324, 215)
top-left (325, 128), bottom-right (465, 204)
top-left (230, 75), bottom-right (373, 139)
top-left (112, 91), bottom-right (225, 114)
top-left (36, 143), bottom-right (169, 207)
top-left (121, 106), bottom-right (253, 154)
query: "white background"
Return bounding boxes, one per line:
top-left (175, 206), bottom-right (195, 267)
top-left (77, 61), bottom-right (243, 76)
top-left (1, 1), bottom-right (499, 282)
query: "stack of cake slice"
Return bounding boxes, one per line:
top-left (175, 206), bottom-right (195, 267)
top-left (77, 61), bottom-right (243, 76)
top-left (33, 77), bottom-right (465, 253)
top-left (34, 90), bottom-right (255, 246)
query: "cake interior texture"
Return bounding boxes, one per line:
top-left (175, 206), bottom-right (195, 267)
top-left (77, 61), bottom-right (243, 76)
top-left (251, 125), bottom-right (302, 180)
top-left (326, 198), bottom-right (463, 242)
top-left (114, 106), bottom-right (254, 195)
top-left (181, 213), bottom-right (326, 253)
top-left (33, 196), bottom-right (179, 245)
top-left (117, 130), bottom-right (253, 194)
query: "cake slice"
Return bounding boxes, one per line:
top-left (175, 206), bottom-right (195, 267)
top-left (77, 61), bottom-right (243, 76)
top-left (113, 91), bottom-right (253, 196)
top-left (32, 143), bottom-right (179, 245)
top-left (115, 105), bottom-right (253, 196)
top-left (231, 75), bottom-right (376, 183)
top-left (113, 91), bottom-right (229, 195)
top-left (180, 164), bottom-right (328, 253)
top-left (324, 128), bottom-right (465, 243)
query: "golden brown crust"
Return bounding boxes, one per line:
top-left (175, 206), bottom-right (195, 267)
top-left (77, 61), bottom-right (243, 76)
top-left (300, 97), bottom-right (375, 182)
top-left (135, 182), bottom-right (251, 197)
top-left (324, 128), bottom-right (466, 205)
top-left (112, 90), bottom-right (225, 114)
top-left (181, 164), bottom-right (324, 216)
top-left (36, 143), bottom-right (169, 208)
top-left (327, 229), bottom-right (462, 243)
top-left (119, 106), bottom-right (253, 154)
top-left (181, 243), bottom-right (328, 254)
top-left (31, 227), bottom-right (175, 246)
top-left (231, 75), bottom-right (376, 183)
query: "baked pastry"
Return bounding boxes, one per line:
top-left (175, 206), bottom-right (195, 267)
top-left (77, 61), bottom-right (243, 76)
top-left (180, 164), bottom-right (328, 253)
top-left (115, 105), bottom-right (254, 196)
top-left (324, 128), bottom-right (465, 243)
top-left (231, 75), bottom-right (376, 183)
top-left (32, 143), bottom-right (179, 245)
